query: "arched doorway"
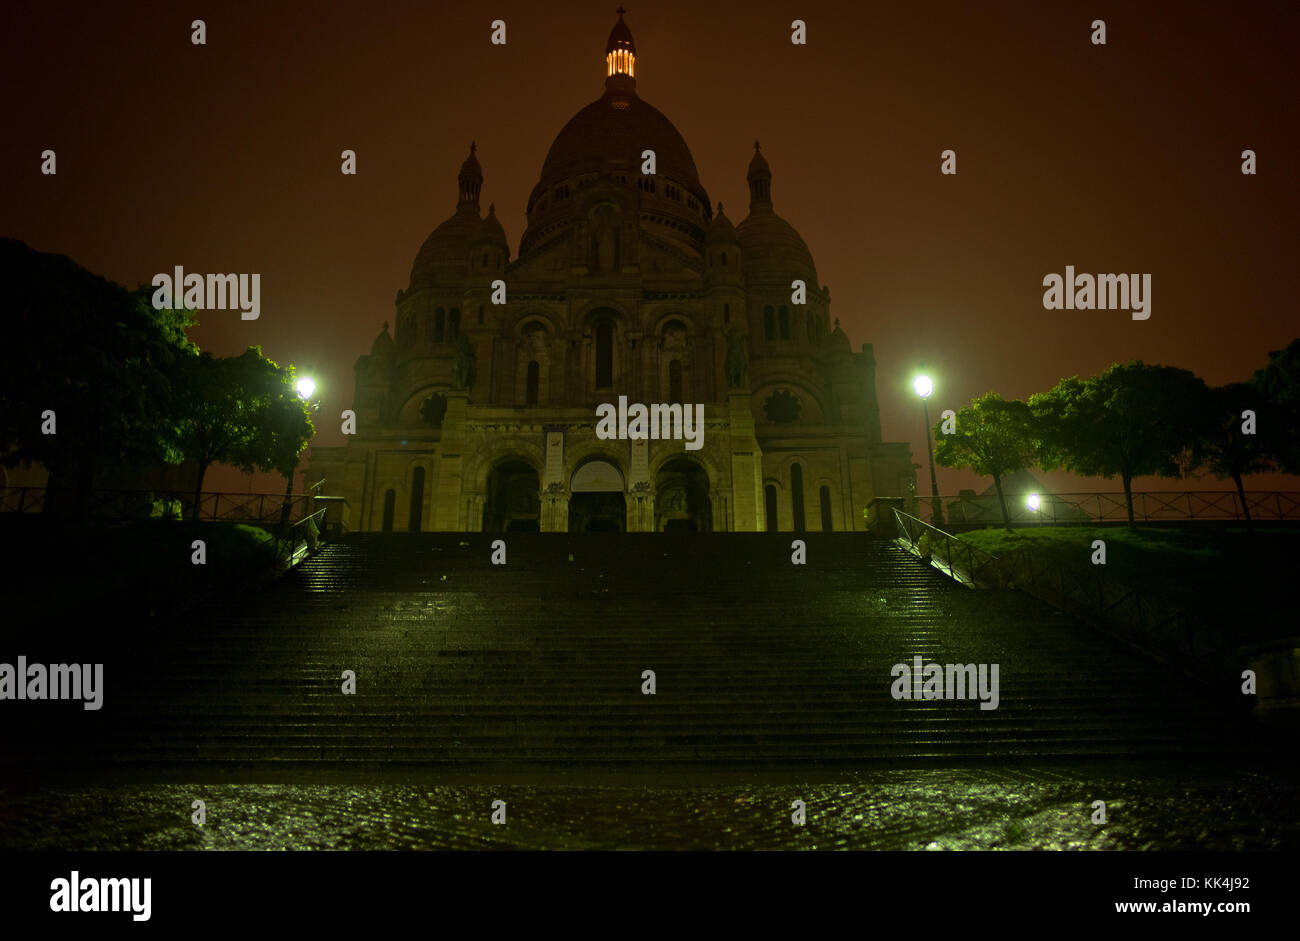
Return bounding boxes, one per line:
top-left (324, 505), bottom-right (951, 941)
top-left (483, 460), bottom-right (540, 532)
top-left (655, 458), bottom-right (711, 532)
top-left (569, 458), bottom-right (626, 532)
top-left (381, 489), bottom-right (396, 532)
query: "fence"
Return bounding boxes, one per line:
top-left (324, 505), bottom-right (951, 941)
top-left (937, 490), bottom-right (1300, 526)
top-left (0, 487), bottom-right (317, 524)
top-left (892, 507), bottom-right (1228, 683)
top-left (273, 507), bottom-right (328, 570)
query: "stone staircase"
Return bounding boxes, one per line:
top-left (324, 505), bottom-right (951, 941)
top-left (5, 533), bottom-right (1253, 769)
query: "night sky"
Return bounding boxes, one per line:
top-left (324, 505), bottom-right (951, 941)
top-left (3, 0), bottom-right (1296, 495)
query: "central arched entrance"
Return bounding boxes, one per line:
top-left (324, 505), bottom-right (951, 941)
top-left (483, 460), bottom-right (540, 532)
top-left (569, 458), bottom-right (626, 532)
top-left (655, 458), bottom-right (711, 531)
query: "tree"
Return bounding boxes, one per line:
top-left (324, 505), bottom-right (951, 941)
top-left (1192, 383), bottom-right (1276, 523)
top-left (933, 392), bottom-right (1039, 530)
top-left (172, 351), bottom-right (261, 520)
top-left (170, 347), bottom-right (312, 521)
top-left (1031, 362), bottom-right (1210, 526)
top-left (240, 355), bottom-right (316, 527)
top-left (1251, 337), bottom-right (1300, 474)
top-left (0, 239), bottom-right (196, 514)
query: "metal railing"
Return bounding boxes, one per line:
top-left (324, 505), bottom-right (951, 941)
top-left (992, 541), bottom-right (1223, 683)
top-left (0, 487), bottom-right (317, 524)
top-left (939, 490), bottom-right (1300, 525)
top-left (892, 508), bottom-right (1005, 588)
top-left (892, 507), bottom-right (1226, 683)
top-left (273, 507), bottom-right (328, 570)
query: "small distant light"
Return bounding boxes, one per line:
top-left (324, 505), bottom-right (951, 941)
top-left (1026, 493), bottom-right (1041, 512)
top-left (295, 377), bottom-right (316, 400)
top-left (913, 375), bottom-right (933, 399)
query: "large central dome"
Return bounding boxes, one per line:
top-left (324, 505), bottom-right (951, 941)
top-left (538, 94), bottom-right (705, 198)
top-left (521, 10), bottom-right (712, 252)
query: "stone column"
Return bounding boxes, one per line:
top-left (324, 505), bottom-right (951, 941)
top-left (542, 482), bottom-right (570, 532)
top-left (627, 438), bottom-right (654, 532)
top-left (727, 390), bottom-right (765, 531)
top-left (628, 481), bottom-right (655, 532)
top-left (433, 391), bottom-right (468, 530)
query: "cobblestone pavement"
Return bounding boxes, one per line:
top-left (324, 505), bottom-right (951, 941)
top-left (3, 760), bottom-right (1296, 850)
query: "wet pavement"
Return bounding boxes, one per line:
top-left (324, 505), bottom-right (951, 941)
top-left (3, 760), bottom-right (1297, 850)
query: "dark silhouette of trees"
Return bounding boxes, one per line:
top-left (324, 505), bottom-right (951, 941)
top-left (933, 393), bottom-right (1038, 531)
top-left (1031, 363), bottom-right (1209, 527)
top-left (171, 348), bottom-right (313, 521)
top-left (0, 239), bottom-right (196, 514)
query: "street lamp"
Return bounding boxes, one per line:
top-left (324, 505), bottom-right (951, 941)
top-left (914, 373), bottom-right (943, 525)
top-left (280, 372), bottom-right (319, 529)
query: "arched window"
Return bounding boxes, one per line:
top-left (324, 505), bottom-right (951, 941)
top-left (723, 303), bottom-right (730, 324)
top-left (764, 485), bottom-right (778, 533)
top-left (807, 314), bottom-right (815, 342)
top-left (448, 308), bottom-right (460, 341)
top-left (595, 320), bottom-right (614, 388)
top-left (526, 361), bottom-right (540, 405)
top-left (721, 252), bottom-right (727, 266)
top-left (381, 489), bottom-right (396, 533)
top-left (778, 306), bottom-right (790, 339)
top-left (790, 463), bottom-right (805, 532)
top-left (434, 308), bottom-right (446, 343)
top-left (409, 467), bottom-right (425, 532)
top-left (763, 306), bottom-right (775, 340)
top-left (819, 485), bottom-right (832, 532)
top-left (668, 359), bottom-right (682, 402)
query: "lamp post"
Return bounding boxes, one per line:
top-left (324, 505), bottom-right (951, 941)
top-left (914, 374), bottom-right (943, 525)
top-left (279, 374), bottom-right (319, 528)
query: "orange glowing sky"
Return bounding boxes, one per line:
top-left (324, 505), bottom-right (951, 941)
top-left (3, 0), bottom-right (1296, 496)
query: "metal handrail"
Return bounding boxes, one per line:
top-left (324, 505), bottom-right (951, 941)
top-left (273, 506), bottom-right (328, 569)
top-left (992, 542), bottom-right (1223, 683)
top-left (893, 507), bottom-right (1225, 683)
top-left (891, 508), bottom-right (1004, 588)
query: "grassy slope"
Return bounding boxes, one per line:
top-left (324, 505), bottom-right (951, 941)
top-left (958, 525), bottom-right (1294, 647)
top-left (4, 520), bottom-right (285, 623)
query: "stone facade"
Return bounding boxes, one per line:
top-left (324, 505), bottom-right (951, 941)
top-left (307, 13), bottom-right (916, 533)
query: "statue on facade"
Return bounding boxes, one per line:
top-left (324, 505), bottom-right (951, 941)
top-left (453, 334), bottom-right (477, 390)
top-left (724, 328), bottom-right (748, 389)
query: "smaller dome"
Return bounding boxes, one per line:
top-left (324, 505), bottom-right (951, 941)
top-left (409, 208), bottom-right (480, 289)
top-left (370, 321), bottom-right (395, 358)
top-left (472, 203), bottom-right (509, 248)
top-left (827, 318), bottom-right (850, 354)
top-left (705, 202), bottom-right (737, 243)
top-left (736, 211), bottom-right (818, 283)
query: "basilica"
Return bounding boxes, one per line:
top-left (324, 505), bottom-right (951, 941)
top-left (307, 12), bottom-right (916, 533)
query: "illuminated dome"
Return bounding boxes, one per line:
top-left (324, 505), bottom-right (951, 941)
top-left (521, 11), bottom-right (711, 254)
